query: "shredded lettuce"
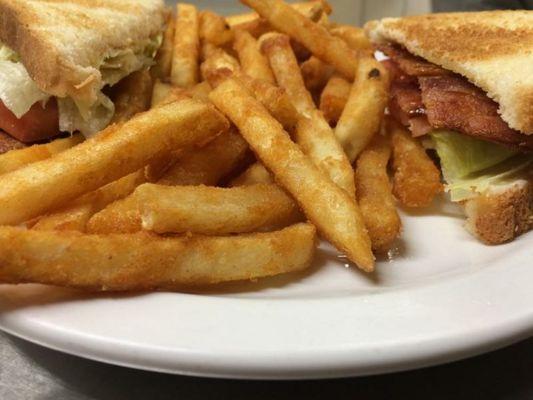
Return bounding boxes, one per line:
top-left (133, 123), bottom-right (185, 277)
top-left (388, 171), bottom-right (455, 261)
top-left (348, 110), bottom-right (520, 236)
top-left (0, 35), bottom-right (161, 137)
top-left (431, 130), bottom-right (532, 202)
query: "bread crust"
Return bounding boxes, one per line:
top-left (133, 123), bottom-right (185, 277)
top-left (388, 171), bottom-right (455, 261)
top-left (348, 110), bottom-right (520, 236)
top-left (365, 11), bottom-right (533, 134)
top-left (0, 0), bottom-right (165, 104)
top-left (464, 177), bottom-right (533, 245)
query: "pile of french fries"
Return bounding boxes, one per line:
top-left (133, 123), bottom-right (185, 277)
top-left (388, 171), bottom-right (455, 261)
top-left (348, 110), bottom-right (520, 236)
top-left (0, 0), bottom-right (443, 292)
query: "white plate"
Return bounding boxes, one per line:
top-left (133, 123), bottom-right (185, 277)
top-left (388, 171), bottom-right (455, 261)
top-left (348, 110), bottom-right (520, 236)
top-left (0, 196), bottom-right (532, 379)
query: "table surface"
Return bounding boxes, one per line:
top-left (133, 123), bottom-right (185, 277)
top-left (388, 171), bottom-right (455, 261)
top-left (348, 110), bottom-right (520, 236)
top-left (0, 332), bottom-right (532, 400)
top-left (2, 1), bottom-right (533, 399)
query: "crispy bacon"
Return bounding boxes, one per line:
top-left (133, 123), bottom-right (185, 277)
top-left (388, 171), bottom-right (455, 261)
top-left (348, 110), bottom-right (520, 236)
top-left (382, 44), bottom-right (532, 151)
top-left (0, 131), bottom-right (25, 155)
top-left (419, 76), bottom-right (533, 150)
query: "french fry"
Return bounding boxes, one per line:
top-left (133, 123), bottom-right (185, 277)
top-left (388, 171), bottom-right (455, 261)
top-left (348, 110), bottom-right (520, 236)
top-left (261, 33), bottom-right (315, 114)
top-left (151, 80), bottom-right (212, 108)
top-left (227, 1), bottom-right (328, 37)
top-left (32, 170), bottom-right (146, 232)
top-left (242, 0), bottom-right (358, 80)
top-left (209, 79), bottom-right (374, 271)
top-left (330, 25), bottom-right (373, 53)
top-left (171, 3), bottom-right (200, 87)
top-left (151, 80), bottom-right (178, 107)
top-left (0, 223), bottom-right (317, 289)
top-left (88, 128), bottom-right (249, 233)
top-left (300, 56), bottom-right (334, 95)
top-left (0, 99), bottom-right (228, 225)
top-left (355, 134), bottom-right (401, 253)
top-left (233, 29), bottom-right (276, 83)
top-left (320, 73), bottom-right (351, 126)
top-left (111, 69), bottom-right (153, 123)
top-left (261, 33), bottom-right (355, 196)
top-left (335, 56), bottom-right (389, 162)
top-left (230, 162), bottom-right (273, 186)
top-left (0, 134), bottom-right (83, 175)
top-left (390, 123), bottom-right (443, 207)
top-left (199, 10), bottom-right (234, 47)
top-left (200, 48), bottom-right (299, 131)
top-left (151, 14), bottom-right (175, 80)
top-left (138, 183), bottom-right (301, 234)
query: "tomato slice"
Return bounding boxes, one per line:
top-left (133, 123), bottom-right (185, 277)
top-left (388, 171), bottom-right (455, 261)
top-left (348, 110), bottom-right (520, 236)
top-left (0, 99), bottom-right (59, 143)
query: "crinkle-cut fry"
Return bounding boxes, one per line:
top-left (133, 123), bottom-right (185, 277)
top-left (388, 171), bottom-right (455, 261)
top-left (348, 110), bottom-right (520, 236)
top-left (32, 170), bottom-right (146, 232)
top-left (0, 223), bottom-right (317, 290)
top-left (300, 56), bottom-right (335, 95)
top-left (171, 3), bottom-right (200, 88)
top-left (200, 48), bottom-right (299, 132)
top-left (89, 129), bottom-right (249, 234)
top-left (151, 13), bottom-right (175, 80)
top-left (199, 10), bottom-right (234, 47)
top-left (209, 78), bottom-right (374, 272)
top-left (234, 29), bottom-right (276, 84)
top-left (335, 56), bottom-right (390, 163)
top-left (138, 183), bottom-right (302, 235)
top-left (330, 25), bottom-right (373, 53)
top-left (355, 134), bottom-right (401, 253)
top-left (111, 69), bottom-right (153, 123)
top-left (390, 123), bottom-right (443, 208)
top-left (0, 134), bottom-right (83, 175)
top-left (320, 73), bottom-right (351, 126)
top-left (0, 99), bottom-right (229, 226)
top-left (227, 1), bottom-right (328, 38)
top-left (241, 0), bottom-right (358, 80)
top-left (260, 33), bottom-right (355, 197)
top-left (230, 162), bottom-right (273, 186)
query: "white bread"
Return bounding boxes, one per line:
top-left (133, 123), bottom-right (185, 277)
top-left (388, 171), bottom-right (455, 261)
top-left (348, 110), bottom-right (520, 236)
top-left (365, 11), bottom-right (533, 135)
top-left (0, 0), bottom-right (165, 105)
top-left (464, 175), bottom-right (532, 244)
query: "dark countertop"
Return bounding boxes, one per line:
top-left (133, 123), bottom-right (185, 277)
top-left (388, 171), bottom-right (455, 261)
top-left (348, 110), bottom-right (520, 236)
top-left (1, 332), bottom-right (532, 400)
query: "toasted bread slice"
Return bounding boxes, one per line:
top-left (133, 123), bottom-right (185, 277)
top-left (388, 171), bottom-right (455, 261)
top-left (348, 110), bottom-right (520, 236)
top-left (0, 0), bottom-right (165, 104)
top-left (365, 11), bottom-right (533, 135)
top-left (464, 175), bottom-right (532, 244)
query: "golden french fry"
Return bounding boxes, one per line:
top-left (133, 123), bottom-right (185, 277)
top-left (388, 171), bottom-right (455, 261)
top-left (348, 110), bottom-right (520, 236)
top-left (0, 134), bottom-right (83, 175)
top-left (151, 81), bottom-right (212, 108)
top-left (111, 69), bottom-right (153, 123)
top-left (355, 134), bottom-right (401, 253)
top-left (138, 183), bottom-right (301, 234)
top-left (230, 162), bottom-right (273, 186)
top-left (335, 56), bottom-right (389, 162)
top-left (242, 0), bottom-right (358, 80)
top-left (33, 170), bottom-right (147, 232)
top-left (261, 33), bottom-right (315, 114)
top-left (330, 25), bottom-right (373, 53)
top-left (300, 56), bottom-right (334, 95)
top-left (319, 73), bottom-right (351, 126)
top-left (151, 14), bottom-right (176, 80)
top-left (234, 29), bottom-right (276, 83)
top-left (261, 33), bottom-right (355, 196)
top-left (0, 99), bottom-right (228, 225)
top-left (390, 123), bottom-right (443, 208)
top-left (0, 223), bottom-right (317, 290)
top-left (151, 80), bottom-right (178, 107)
top-left (171, 3), bottom-right (200, 87)
top-left (209, 78), bottom-right (374, 272)
top-left (89, 128), bottom-right (249, 234)
top-left (188, 81), bottom-right (212, 102)
top-left (200, 48), bottom-right (299, 131)
top-left (199, 10), bottom-right (234, 47)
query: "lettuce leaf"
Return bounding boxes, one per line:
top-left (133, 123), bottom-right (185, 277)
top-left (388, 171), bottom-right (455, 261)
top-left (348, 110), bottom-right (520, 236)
top-left (0, 44), bottom-right (50, 118)
top-left (431, 130), bottom-right (532, 202)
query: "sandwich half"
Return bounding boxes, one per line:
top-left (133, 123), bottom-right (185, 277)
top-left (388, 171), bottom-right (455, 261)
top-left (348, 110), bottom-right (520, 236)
top-left (0, 0), bottom-right (166, 147)
top-left (365, 11), bottom-right (533, 244)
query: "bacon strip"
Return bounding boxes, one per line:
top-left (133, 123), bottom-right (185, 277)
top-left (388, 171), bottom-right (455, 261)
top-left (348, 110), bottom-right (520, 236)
top-left (379, 44), bottom-right (448, 77)
top-left (0, 131), bottom-right (25, 155)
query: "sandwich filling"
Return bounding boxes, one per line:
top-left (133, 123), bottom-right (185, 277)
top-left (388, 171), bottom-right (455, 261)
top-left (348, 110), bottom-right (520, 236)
top-left (381, 43), bottom-right (533, 202)
top-left (0, 35), bottom-right (161, 143)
